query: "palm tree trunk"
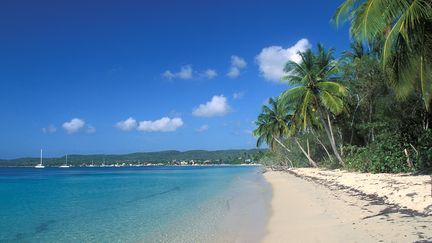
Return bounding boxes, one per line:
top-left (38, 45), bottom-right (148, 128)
top-left (317, 107), bottom-right (345, 166)
top-left (326, 113), bottom-right (345, 165)
top-left (350, 94), bottom-right (361, 144)
top-left (285, 157), bottom-right (294, 168)
top-left (338, 127), bottom-right (344, 157)
top-left (312, 130), bottom-right (333, 162)
top-left (274, 137), bottom-right (293, 168)
top-left (423, 115), bottom-right (429, 130)
top-left (325, 113), bottom-right (345, 166)
top-left (295, 138), bottom-right (317, 167)
top-left (274, 137), bottom-right (291, 152)
top-left (369, 102), bottom-right (375, 142)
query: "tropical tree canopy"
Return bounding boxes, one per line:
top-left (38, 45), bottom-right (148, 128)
top-left (280, 44), bottom-right (347, 129)
top-left (253, 97), bottom-right (292, 152)
top-left (333, 0), bottom-right (432, 110)
top-left (279, 44), bottom-right (348, 165)
top-left (253, 2), bottom-right (432, 174)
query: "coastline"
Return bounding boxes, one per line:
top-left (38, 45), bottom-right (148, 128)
top-left (0, 164), bottom-right (261, 168)
top-left (262, 169), bottom-right (432, 242)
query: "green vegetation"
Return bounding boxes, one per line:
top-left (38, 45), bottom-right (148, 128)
top-left (253, 97), bottom-right (293, 167)
top-left (0, 149), bottom-right (264, 167)
top-left (254, 0), bottom-right (432, 173)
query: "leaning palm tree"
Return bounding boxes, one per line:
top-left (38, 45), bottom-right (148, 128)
top-left (280, 44), bottom-right (348, 166)
top-left (253, 97), bottom-right (294, 167)
top-left (333, 0), bottom-right (432, 113)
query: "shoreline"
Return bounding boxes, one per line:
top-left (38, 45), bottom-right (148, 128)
top-left (262, 168), bottom-right (432, 242)
top-left (0, 164), bottom-right (260, 168)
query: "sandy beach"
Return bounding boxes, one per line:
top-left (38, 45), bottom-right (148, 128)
top-left (263, 169), bottom-right (432, 242)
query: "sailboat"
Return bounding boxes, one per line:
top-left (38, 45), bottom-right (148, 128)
top-left (35, 149), bottom-right (45, 169)
top-left (88, 160), bottom-right (95, 167)
top-left (59, 154), bottom-right (70, 168)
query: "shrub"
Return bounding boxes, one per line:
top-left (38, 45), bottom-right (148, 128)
top-left (415, 129), bottom-right (432, 173)
top-left (344, 131), bottom-right (413, 173)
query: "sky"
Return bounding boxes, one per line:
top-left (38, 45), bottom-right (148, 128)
top-left (0, 0), bottom-right (351, 158)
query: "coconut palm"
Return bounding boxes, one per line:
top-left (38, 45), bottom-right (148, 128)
top-left (333, 0), bottom-right (432, 112)
top-left (253, 97), bottom-right (294, 167)
top-left (280, 44), bottom-right (348, 166)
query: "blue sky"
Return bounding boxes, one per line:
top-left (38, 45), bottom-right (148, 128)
top-left (0, 0), bottom-right (350, 158)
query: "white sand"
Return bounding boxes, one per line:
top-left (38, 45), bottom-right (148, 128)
top-left (291, 168), bottom-right (432, 214)
top-left (263, 170), bottom-right (432, 242)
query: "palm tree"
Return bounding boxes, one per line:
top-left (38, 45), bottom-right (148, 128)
top-left (280, 44), bottom-right (348, 166)
top-left (333, 0), bottom-right (432, 113)
top-left (253, 97), bottom-right (294, 167)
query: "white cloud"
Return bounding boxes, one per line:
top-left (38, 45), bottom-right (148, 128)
top-left (177, 65), bottom-right (193, 79)
top-left (192, 95), bottom-right (231, 117)
top-left (42, 124), bottom-right (57, 134)
top-left (86, 125), bottom-right (96, 133)
top-left (162, 66), bottom-right (219, 80)
top-left (62, 118), bottom-right (86, 134)
top-left (227, 67), bottom-right (240, 78)
top-left (162, 70), bottom-right (175, 79)
top-left (204, 69), bottom-right (217, 79)
top-left (256, 38), bottom-right (311, 82)
top-left (231, 55), bottom-right (247, 68)
top-left (233, 92), bottom-right (245, 100)
top-left (137, 117), bottom-right (183, 132)
top-left (227, 55), bottom-right (247, 78)
top-left (162, 65), bottom-right (193, 80)
top-left (196, 124), bottom-right (209, 132)
top-left (115, 117), bottom-right (138, 131)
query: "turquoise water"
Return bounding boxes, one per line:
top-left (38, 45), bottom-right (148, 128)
top-left (0, 166), bottom-right (270, 242)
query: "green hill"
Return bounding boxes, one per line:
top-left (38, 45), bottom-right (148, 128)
top-left (0, 149), bottom-right (265, 167)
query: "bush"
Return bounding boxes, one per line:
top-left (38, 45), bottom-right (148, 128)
top-left (320, 156), bottom-right (342, 170)
top-left (344, 131), bottom-right (413, 173)
top-left (415, 129), bottom-right (432, 172)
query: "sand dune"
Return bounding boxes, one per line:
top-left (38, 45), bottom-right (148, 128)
top-left (263, 170), bottom-right (432, 242)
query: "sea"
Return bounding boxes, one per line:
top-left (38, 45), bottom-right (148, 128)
top-left (0, 166), bottom-right (271, 242)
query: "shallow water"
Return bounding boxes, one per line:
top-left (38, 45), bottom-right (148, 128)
top-left (0, 166), bottom-right (270, 242)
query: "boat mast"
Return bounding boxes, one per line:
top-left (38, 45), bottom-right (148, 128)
top-left (40, 149), bottom-right (43, 165)
top-left (66, 154), bottom-right (68, 165)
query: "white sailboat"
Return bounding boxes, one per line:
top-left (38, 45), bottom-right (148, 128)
top-left (35, 149), bottom-right (45, 169)
top-left (59, 154), bottom-right (70, 168)
top-left (88, 160), bottom-right (95, 167)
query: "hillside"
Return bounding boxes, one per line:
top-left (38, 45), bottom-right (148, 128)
top-left (0, 149), bottom-right (265, 167)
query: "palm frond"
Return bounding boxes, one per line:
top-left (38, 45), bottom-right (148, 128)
top-left (319, 91), bottom-right (344, 115)
top-left (382, 16), bottom-right (404, 66)
top-left (280, 86), bottom-right (306, 106)
top-left (317, 81), bottom-right (348, 97)
top-left (333, 0), bottom-right (363, 27)
top-left (351, 0), bottom-right (388, 41)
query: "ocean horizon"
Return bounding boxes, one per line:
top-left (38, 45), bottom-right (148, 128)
top-left (0, 166), bottom-right (270, 242)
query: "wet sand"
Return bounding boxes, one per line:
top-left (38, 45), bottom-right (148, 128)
top-left (263, 170), bottom-right (432, 242)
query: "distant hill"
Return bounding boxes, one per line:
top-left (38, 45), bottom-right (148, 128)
top-left (0, 149), bottom-right (266, 167)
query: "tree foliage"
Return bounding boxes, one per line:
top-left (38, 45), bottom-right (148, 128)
top-left (334, 0), bottom-right (432, 111)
